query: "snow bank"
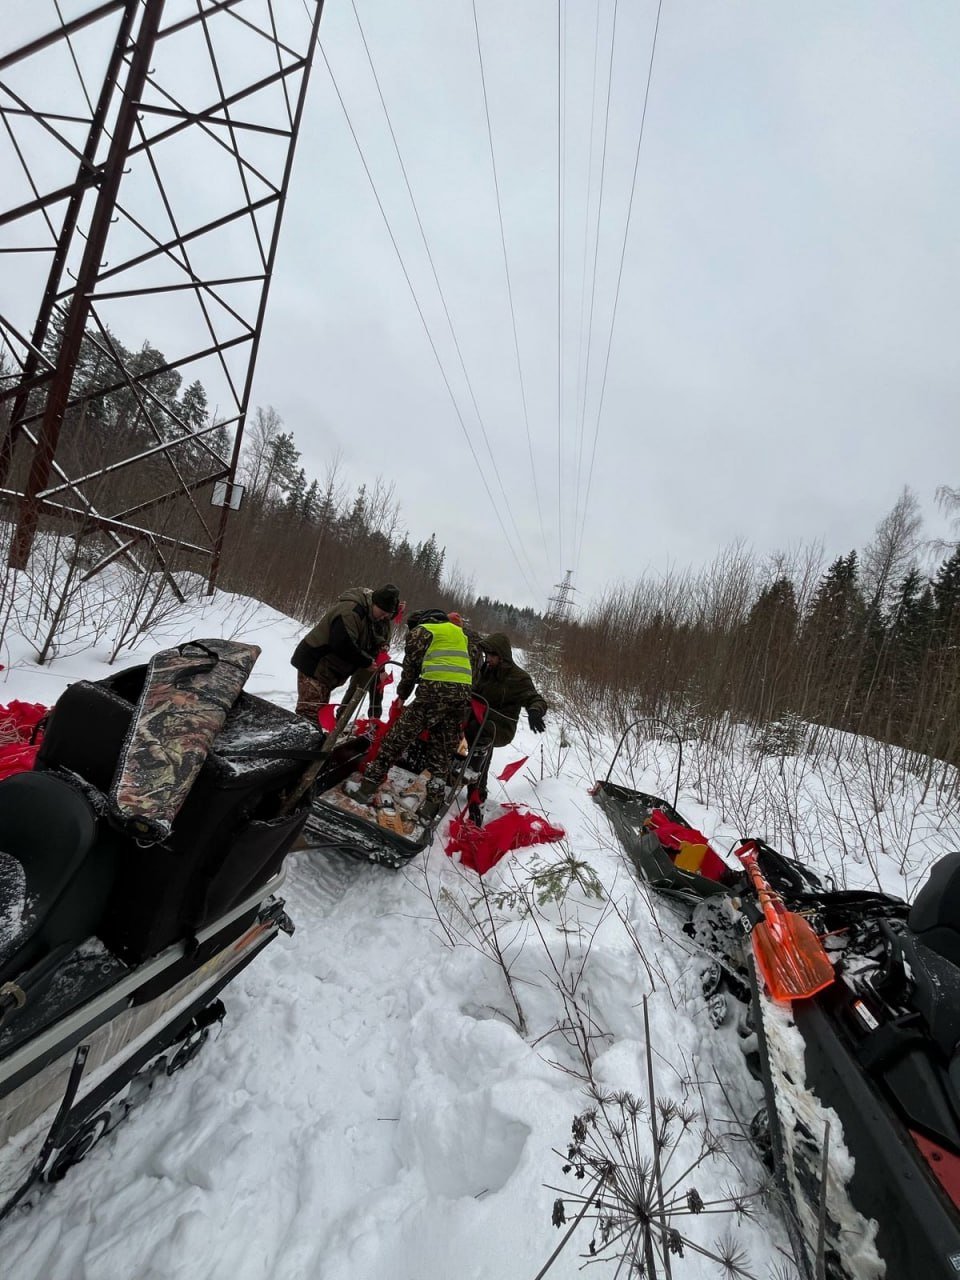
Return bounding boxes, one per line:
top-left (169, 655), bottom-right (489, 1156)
top-left (1, 560), bottom-right (955, 1278)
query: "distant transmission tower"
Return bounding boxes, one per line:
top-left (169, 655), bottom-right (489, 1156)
top-left (0, 1), bottom-right (324, 591)
top-left (546, 570), bottom-right (576, 627)
top-left (534, 568), bottom-right (576, 689)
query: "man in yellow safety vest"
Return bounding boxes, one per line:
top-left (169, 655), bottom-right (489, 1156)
top-left (348, 609), bottom-right (479, 823)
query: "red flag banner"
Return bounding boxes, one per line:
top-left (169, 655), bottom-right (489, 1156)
top-left (445, 804), bottom-right (565, 875)
top-left (497, 755), bottom-right (529, 784)
top-left (0, 699), bottom-right (48, 779)
top-left (360, 699), bottom-right (404, 766)
top-left (317, 704), bottom-right (338, 733)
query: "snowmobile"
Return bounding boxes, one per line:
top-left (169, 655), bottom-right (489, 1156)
top-left (0, 640), bottom-right (318, 1217)
top-left (301, 693), bottom-right (492, 870)
top-left (593, 767), bottom-right (960, 1279)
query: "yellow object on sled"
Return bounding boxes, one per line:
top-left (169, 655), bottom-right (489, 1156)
top-left (674, 840), bottom-right (710, 874)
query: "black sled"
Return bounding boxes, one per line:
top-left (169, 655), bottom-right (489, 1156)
top-left (591, 779), bottom-right (731, 906)
top-left (0, 641), bottom-right (316, 1215)
top-left (590, 718), bottom-right (733, 906)
top-left (594, 771), bottom-right (960, 1278)
top-left (301, 698), bottom-right (491, 869)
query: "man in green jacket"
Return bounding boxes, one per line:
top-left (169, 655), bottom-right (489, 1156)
top-left (291, 584), bottom-right (400, 723)
top-left (468, 633), bottom-right (547, 821)
top-left (348, 609), bottom-right (475, 823)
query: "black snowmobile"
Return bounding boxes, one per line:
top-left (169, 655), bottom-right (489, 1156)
top-left (0, 640), bottom-right (318, 1216)
top-left (593, 768), bottom-right (960, 1279)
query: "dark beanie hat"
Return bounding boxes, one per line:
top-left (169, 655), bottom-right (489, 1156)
top-left (407, 607), bottom-right (448, 630)
top-left (372, 583), bottom-right (401, 614)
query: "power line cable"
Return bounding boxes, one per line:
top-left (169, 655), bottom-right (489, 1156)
top-left (573, 0), bottom-right (602, 496)
top-left (348, 0), bottom-right (543, 594)
top-left (557, 0), bottom-right (566, 577)
top-left (575, 0), bottom-right (663, 578)
top-left (572, 0), bottom-right (619, 552)
top-left (301, 0), bottom-right (543, 599)
top-left (470, 0), bottom-right (552, 573)
top-left (319, 42), bottom-right (543, 602)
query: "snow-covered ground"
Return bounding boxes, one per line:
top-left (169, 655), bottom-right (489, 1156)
top-left (1, 567), bottom-right (957, 1279)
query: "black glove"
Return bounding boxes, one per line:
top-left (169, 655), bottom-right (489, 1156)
top-left (528, 708), bottom-right (546, 733)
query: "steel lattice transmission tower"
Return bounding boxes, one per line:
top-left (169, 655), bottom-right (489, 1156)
top-left (0, 0), bottom-right (324, 590)
top-left (546, 569), bottom-right (576, 628)
top-left (534, 568), bottom-right (576, 688)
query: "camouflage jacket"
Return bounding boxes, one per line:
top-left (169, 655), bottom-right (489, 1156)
top-left (291, 587), bottom-right (391, 684)
top-left (474, 632), bottom-right (547, 747)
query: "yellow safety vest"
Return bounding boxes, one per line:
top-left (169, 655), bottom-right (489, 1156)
top-left (420, 621), bottom-right (472, 684)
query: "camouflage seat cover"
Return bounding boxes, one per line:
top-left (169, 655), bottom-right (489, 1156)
top-left (109, 640), bottom-right (260, 841)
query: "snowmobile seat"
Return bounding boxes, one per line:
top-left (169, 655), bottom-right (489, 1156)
top-left (36, 668), bottom-right (317, 964)
top-left (908, 851), bottom-right (960, 968)
top-left (93, 705), bottom-right (313, 965)
top-left (0, 772), bottom-right (117, 983)
top-left (35, 675), bottom-right (138, 792)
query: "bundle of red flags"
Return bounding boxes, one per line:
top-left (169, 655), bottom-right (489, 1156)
top-left (0, 700), bottom-right (47, 780)
top-left (357, 698), bottom-right (404, 765)
top-left (644, 807), bottom-right (729, 882)
top-left (445, 804), bottom-right (565, 876)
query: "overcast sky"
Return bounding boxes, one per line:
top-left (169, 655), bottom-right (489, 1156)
top-left (4, 2), bottom-right (959, 609)
top-left (249, 0), bottom-right (957, 608)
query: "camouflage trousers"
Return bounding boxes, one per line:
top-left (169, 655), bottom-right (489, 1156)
top-left (364, 682), bottom-right (471, 794)
top-left (295, 670), bottom-right (373, 724)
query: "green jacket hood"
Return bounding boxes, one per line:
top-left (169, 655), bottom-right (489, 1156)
top-left (339, 587), bottom-right (372, 609)
top-left (481, 633), bottom-right (514, 664)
